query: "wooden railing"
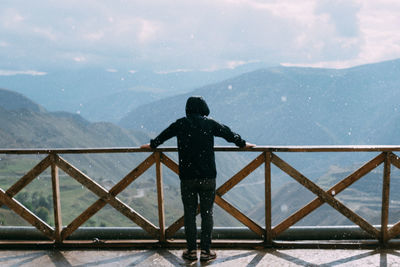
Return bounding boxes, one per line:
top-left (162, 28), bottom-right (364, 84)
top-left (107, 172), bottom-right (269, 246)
top-left (1, 146), bottom-right (400, 248)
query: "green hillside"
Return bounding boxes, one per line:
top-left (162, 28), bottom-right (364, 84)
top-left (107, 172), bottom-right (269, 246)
top-left (0, 88), bottom-right (258, 228)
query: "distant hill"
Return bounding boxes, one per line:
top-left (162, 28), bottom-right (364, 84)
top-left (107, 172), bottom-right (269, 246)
top-left (3, 58), bottom-right (400, 228)
top-left (0, 88), bottom-right (194, 227)
top-left (0, 88), bottom-right (264, 227)
top-left (0, 88), bottom-right (45, 113)
top-left (0, 62), bottom-right (272, 123)
top-left (120, 59), bottom-right (400, 146)
top-left (0, 88), bottom-right (150, 177)
top-left (117, 59), bottom-right (400, 228)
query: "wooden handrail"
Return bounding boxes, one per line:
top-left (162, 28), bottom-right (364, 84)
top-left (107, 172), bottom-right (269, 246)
top-left (1, 146), bottom-right (400, 247)
top-left (2, 145), bottom-right (400, 154)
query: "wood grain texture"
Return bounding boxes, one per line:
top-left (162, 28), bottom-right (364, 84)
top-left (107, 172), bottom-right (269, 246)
top-left (271, 153), bottom-right (380, 239)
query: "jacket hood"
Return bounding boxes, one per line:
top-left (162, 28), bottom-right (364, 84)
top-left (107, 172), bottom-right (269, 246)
top-left (185, 96), bottom-right (210, 116)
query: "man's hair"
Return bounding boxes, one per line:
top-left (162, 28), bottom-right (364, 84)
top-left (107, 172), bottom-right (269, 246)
top-left (185, 96), bottom-right (210, 116)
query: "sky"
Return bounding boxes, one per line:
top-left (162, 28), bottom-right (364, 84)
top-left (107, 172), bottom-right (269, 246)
top-left (1, 0), bottom-right (400, 75)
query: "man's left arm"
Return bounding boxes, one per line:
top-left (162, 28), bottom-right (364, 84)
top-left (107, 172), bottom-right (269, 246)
top-left (213, 121), bottom-right (255, 148)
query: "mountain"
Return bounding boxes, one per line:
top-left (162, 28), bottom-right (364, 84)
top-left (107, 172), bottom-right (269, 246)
top-left (0, 88), bottom-right (154, 183)
top-left (120, 58), bottom-right (400, 147)
top-left (0, 88), bottom-right (199, 227)
top-left (118, 59), bottom-right (400, 227)
top-left (0, 88), bottom-right (263, 227)
top-left (3, 55), bottom-right (400, 228)
top-left (0, 88), bottom-right (45, 113)
top-left (0, 62), bottom-right (272, 123)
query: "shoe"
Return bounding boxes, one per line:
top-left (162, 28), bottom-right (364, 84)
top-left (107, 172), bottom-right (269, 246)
top-left (182, 249), bottom-right (198, 261)
top-left (200, 250), bottom-right (216, 261)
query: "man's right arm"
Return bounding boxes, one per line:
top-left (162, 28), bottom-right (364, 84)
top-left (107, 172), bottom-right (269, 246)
top-left (149, 121), bottom-right (179, 148)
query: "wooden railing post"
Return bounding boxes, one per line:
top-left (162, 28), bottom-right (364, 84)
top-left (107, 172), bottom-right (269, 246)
top-left (381, 152), bottom-right (391, 245)
top-left (264, 151), bottom-right (272, 246)
top-left (51, 153), bottom-right (63, 243)
top-left (156, 152), bottom-right (166, 242)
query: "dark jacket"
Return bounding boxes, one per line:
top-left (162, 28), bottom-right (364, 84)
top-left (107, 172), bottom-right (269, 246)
top-left (150, 96), bottom-right (246, 180)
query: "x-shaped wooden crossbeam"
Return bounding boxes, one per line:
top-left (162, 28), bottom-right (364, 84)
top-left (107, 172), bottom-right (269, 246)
top-left (2, 149), bottom-right (400, 244)
top-left (271, 153), bottom-right (386, 239)
top-left (272, 152), bottom-right (387, 237)
top-left (0, 155), bottom-right (54, 239)
top-left (57, 153), bottom-right (158, 240)
top-left (164, 152), bottom-right (267, 239)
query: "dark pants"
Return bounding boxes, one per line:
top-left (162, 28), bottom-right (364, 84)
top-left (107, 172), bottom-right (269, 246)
top-left (180, 178), bottom-right (216, 251)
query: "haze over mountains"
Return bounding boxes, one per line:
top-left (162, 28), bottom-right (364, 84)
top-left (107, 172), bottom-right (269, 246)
top-left (4, 58), bottom-right (399, 148)
top-left (2, 59), bottom-right (400, 227)
top-left (117, 58), bottom-right (400, 228)
top-left (0, 88), bottom-right (263, 227)
top-left (0, 62), bottom-right (271, 123)
top-left (120, 58), bottom-right (400, 147)
top-left (0, 88), bottom-right (153, 182)
top-left (0, 88), bottom-right (147, 149)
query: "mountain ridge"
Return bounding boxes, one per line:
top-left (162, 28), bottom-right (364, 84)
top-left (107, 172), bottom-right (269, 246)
top-left (119, 58), bottom-right (400, 146)
top-left (0, 62), bottom-right (272, 122)
top-left (0, 88), bottom-right (265, 227)
top-left (0, 88), bottom-right (46, 113)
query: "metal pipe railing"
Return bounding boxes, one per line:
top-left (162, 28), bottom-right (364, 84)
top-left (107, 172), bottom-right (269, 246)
top-left (1, 226), bottom-right (395, 241)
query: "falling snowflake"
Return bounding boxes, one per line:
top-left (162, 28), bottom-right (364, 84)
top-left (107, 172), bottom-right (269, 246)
top-left (280, 204), bottom-right (288, 212)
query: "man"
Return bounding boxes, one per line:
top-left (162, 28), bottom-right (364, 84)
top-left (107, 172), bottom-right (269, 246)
top-left (141, 96), bottom-right (255, 261)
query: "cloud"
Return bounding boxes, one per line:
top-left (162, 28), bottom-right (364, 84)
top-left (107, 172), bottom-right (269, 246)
top-left (84, 31), bottom-right (105, 41)
top-left (155, 69), bottom-right (192, 74)
top-left (315, 0), bottom-right (361, 37)
top-left (286, 0), bottom-right (400, 68)
top-left (0, 0), bottom-right (399, 70)
top-left (0, 70), bottom-right (47, 76)
top-left (73, 56), bottom-right (87, 62)
top-left (356, 0), bottom-right (400, 63)
top-left (33, 27), bottom-right (57, 41)
top-left (1, 8), bottom-right (25, 28)
top-left (137, 19), bottom-right (159, 44)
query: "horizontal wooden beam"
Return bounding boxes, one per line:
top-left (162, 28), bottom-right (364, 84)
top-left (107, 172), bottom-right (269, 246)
top-left (3, 145), bottom-right (400, 154)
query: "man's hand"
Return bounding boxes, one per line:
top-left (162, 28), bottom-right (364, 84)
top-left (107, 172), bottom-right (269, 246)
top-left (245, 142), bottom-right (256, 148)
top-left (140, 144), bottom-right (151, 149)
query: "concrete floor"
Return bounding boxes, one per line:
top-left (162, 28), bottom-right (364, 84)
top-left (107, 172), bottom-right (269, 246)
top-left (0, 248), bottom-right (400, 266)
